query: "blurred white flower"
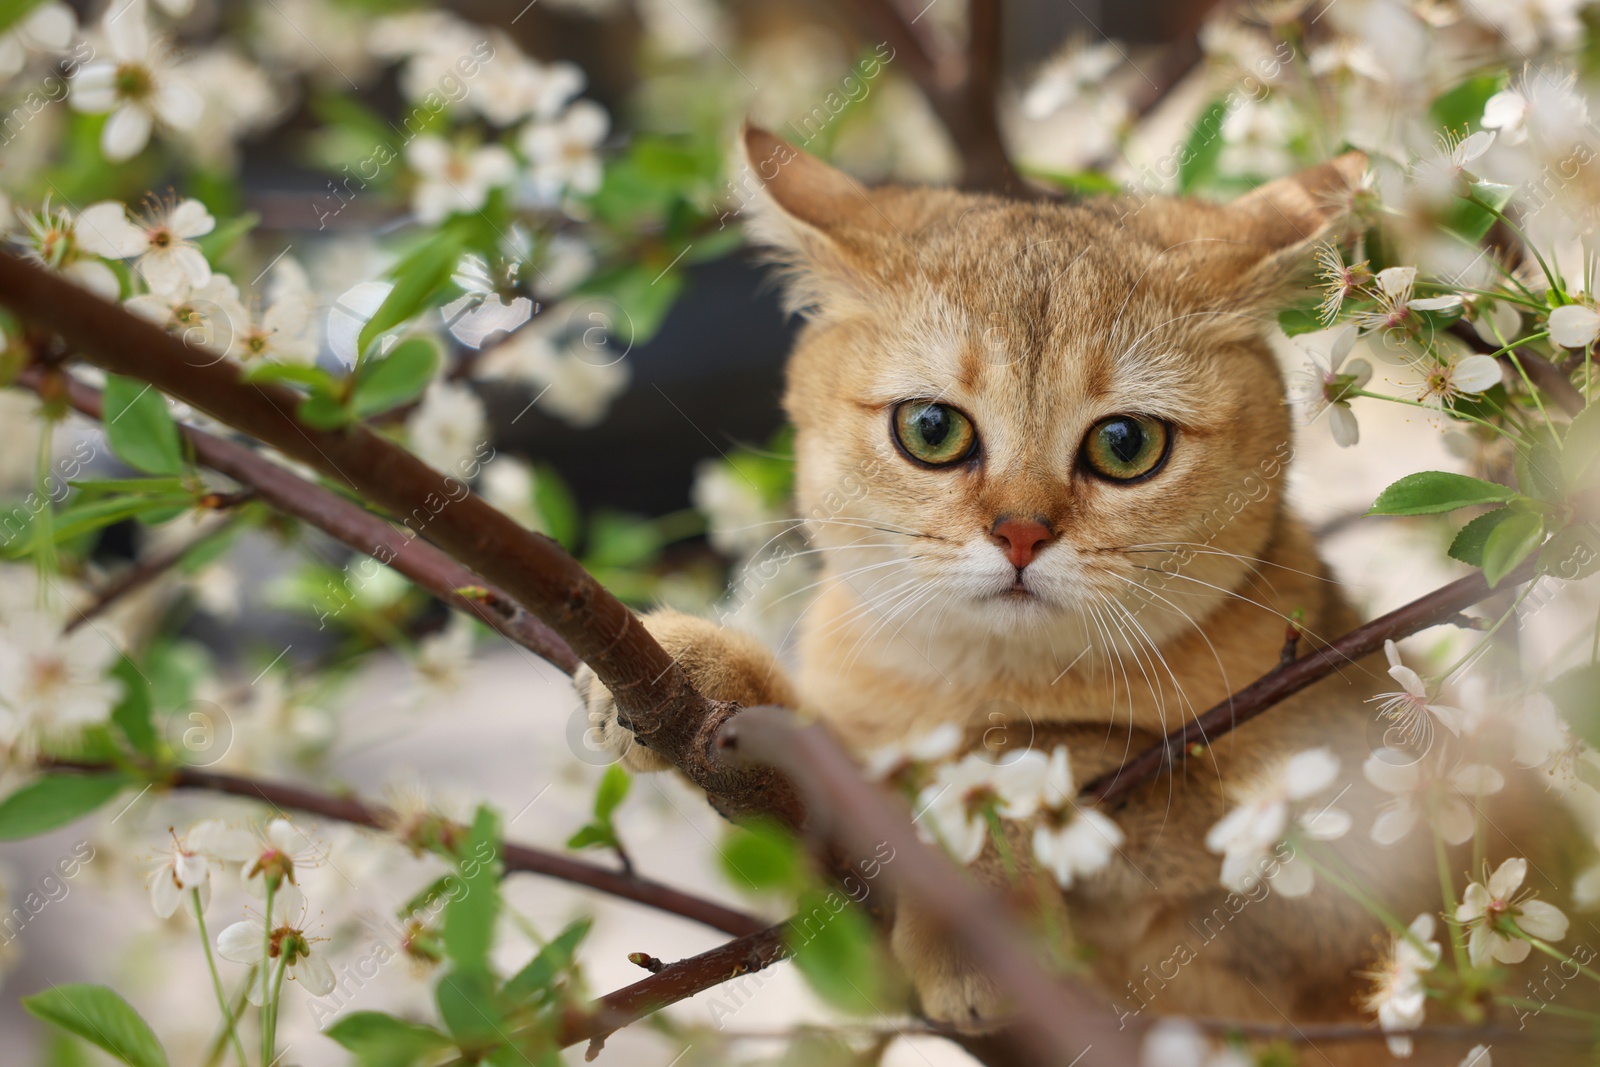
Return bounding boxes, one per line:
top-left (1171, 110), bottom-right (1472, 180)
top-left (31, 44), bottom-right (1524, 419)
top-left (9, 200), bottom-right (122, 299)
top-left (1369, 640), bottom-right (1470, 746)
top-left (406, 380), bottom-right (488, 473)
top-left (0, 612), bottom-right (123, 745)
top-left (1296, 326), bottom-right (1371, 447)
top-left (76, 197), bottom-right (215, 294)
top-left (147, 819), bottom-right (254, 918)
top-left (0, 3), bottom-right (75, 79)
top-left (441, 253), bottom-right (533, 348)
top-left (534, 233), bottom-right (594, 300)
top-left (1514, 693), bottom-right (1583, 786)
top-left (863, 722), bottom-right (964, 780)
top-left (471, 52), bottom-right (584, 125)
top-left (914, 751), bottom-right (1048, 864)
top-left (1205, 747), bottom-right (1349, 897)
top-left (413, 615), bottom-right (474, 695)
top-left (519, 99), bottom-right (608, 202)
top-left (1360, 912), bottom-right (1441, 1057)
top-left (179, 47), bottom-right (283, 167)
top-left (217, 910), bottom-right (335, 1001)
top-left (125, 275), bottom-right (246, 359)
top-left (477, 327), bottom-right (629, 428)
top-left (1550, 302), bottom-right (1600, 349)
top-left (1031, 746), bottom-right (1123, 888)
top-left (236, 289), bottom-right (317, 365)
top-left (1363, 748), bottom-right (1504, 846)
top-left (1457, 857), bottom-right (1568, 965)
top-left (1020, 38), bottom-right (1121, 120)
top-left (70, 0), bottom-right (201, 160)
top-left (1483, 88), bottom-right (1530, 145)
top-left (1459, 1047), bottom-right (1491, 1067)
top-left (406, 137), bottom-right (516, 223)
top-left (480, 456), bottom-right (543, 531)
top-left (1138, 1019), bottom-right (1252, 1067)
top-left (236, 817), bottom-right (321, 919)
top-left (691, 459), bottom-right (774, 558)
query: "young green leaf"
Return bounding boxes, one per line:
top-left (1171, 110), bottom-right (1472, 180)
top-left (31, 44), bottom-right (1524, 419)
top-left (103, 376), bottom-right (185, 476)
top-left (533, 464), bottom-right (579, 549)
top-left (1368, 471), bottom-right (1517, 516)
top-left (358, 232), bottom-right (463, 357)
top-left (592, 763), bottom-right (630, 821)
top-left (0, 774), bottom-right (128, 840)
top-left (720, 820), bottom-right (803, 893)
top-left (442, 805), bottom-right (501, 974)
top-left (0, 0), bottom-right (49, 36)
top-left (298, 393), bottom-right (354, 430)
top-left (788, 890), bottom-right (892, 1014)
top-left (110, 657), bottom-right (157, 757)
top-left (23, 984), bottom-right (169, 1067)
top-left (1482, 508), bottom-right (1544, 587)
top-left (503, 918), bottom-right (592, 1004)
top-left (325, 1012), bottom-right (453, 1067)
top-left (1563, 403), bottom-right (1600, 486)
top-left (1448, 508), bottom-right (1511, 567)
top-left (350, 338), bottom-right (439, 419)
top-left (564, 823), bottom-right (613, 851)
top-left (1549, 662), bottom-right (1600, 748)
top-left (434, 966), bottom-right (504, 1048)
top-left (1177, 100), bottom-right (1229, 193)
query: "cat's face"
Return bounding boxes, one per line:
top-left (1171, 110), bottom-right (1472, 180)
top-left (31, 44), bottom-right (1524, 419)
top-left (744, 129), bottom-right (1363, 646)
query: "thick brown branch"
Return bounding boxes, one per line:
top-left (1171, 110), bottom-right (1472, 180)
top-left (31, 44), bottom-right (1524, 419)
top-left (16, 366), bottom-right (581, 674)
top-left (718, 707), bottom-right (1141, 1067)
top-left (1084, 560), bottom-right (1539, 804)
top-left (102, 762), bottom-right (768, 938)
top-left (0, 254), bottom-right (805, 824)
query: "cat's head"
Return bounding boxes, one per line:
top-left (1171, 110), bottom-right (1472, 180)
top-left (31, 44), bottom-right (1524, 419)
top-left (740, 127), bottom-right (1365, 645)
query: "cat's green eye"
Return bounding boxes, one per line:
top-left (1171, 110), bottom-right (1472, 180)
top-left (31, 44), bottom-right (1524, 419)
top-left (892, 401), bottom-right (978, 467)
top-left (1082, 415), bottom-right (1170, 482)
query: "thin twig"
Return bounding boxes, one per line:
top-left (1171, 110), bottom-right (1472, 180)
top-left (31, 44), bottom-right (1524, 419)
top-left (65, 512), bottom-right (247, 634)
top-left (43, 759), bottom-right (768, 938)
top-left (1084, 559), bottom-right (1540, 804)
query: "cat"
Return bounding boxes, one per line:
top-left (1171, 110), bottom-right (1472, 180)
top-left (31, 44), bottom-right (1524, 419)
top-left (575, 126), bottom-right (1586, 1064)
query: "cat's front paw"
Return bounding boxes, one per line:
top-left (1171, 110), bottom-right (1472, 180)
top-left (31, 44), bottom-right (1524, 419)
top-left (914, 965), bottom-right (1009, 1032)
top-left (571, 609), bottom-right (797, 774)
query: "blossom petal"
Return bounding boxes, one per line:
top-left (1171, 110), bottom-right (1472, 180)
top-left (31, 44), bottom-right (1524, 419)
top-left (216, 919), bottom-right (264, 963)
top-left (1517, 899), bottom-right (1569, 941)
top-left (294, 951), bottom-right (337, 995)
top-left (1488, 857), bottom-right (1528, 899)
top-left (1550, 305), bottom-right (1600, 349)
top-left (102, 104), bottom-right (153, 161)
top-left (1372, 803), bottom-right (1419, 845)
top-left (75, 202), bottom-right (145, 257)
top-left (1330, 403), bottom-right (1360, 447)
top-left (1451, 355), bottom-right (1503, 395)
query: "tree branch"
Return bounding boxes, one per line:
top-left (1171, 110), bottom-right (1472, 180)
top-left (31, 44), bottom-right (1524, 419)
top-left (719, 707), bottom-right (1142, 1066)
top-left (16, 366), bottom-right (582, 675)
top-left (64, 511), bottom-right (246, 634)
top-left (0, 252), bottom-right (803, 828)
top-left (42, 759), bottom-right (768, 937)
top-left (1084, 560), bottom-right (1540, 804)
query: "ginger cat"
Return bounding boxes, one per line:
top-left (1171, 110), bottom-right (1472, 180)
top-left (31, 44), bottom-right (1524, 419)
top-left (576, 127), bottom-right (1586, 1064)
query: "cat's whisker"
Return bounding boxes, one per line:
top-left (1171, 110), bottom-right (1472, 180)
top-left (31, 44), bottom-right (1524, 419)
top-left (1117, 542), bottom-right (1346, 587)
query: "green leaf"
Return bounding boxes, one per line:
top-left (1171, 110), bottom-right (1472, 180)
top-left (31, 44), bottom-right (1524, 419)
top-left (533, 465), bottom-right (579, 550)
top-left (564, 824), bottom-right (611, 851)
top-left (1482, 508), bottom-right (1544, 587)
top-left (720, 821), bottom-right (803, 893)
top-left (593, 763), bottom-right (631, 820)
top-left (1563, 403), bottom-right (1600, 485)
top-left (1430, 75), bottom-right (1505, 132)
top-left (1551, 663), bottom-right (1600, 748)
top-left (0, 0), bottom-right (48, 35)
top-left (110, 657), bottom-right (157, 757)
top-left (351, 338), bottom-right (438, 419)
top-left (0, 775), bottom-right (128, 840)
top-left (194, 213), bottom-right (258, 263)
top-left (8, 493), bottom-right (196, 560)
top-left (358, 232), bottom-right (463, 357)
top-left (583, 511), bottom-right (660, 570)
top-left (575, 263), bottom-right (684, 347)
top-left (66, 478), bottom-right (188, 496)
top-left (23, 984), bottom-right (169, 1067)
top-left (103, 376), bottom-right (184, 476)
top-left (1448, 508), bottom-right (1511, 567)
top-left (1368, 471), bottom-right (1517, 516)
top-left (1515, 438), bottom-right (1565, 503)
top-left (1445, 179), bottom-right (1515, 242)
top-left (1177, 100), bottom-right (1229, 194)
top-left (435, 967), bottom-right (503, 1048)
top-left (503, 918), bottom-right (592, 1004)
top-left (1541, 523), bottom-right (1600, 581)
top-left (788, 890), bottom-right (891, 1014)
top-left (241, 361), bottom-right (339, 393)
top-left (443, 805), bottom-right (501, 974)
top-left (325, 1012), bottom-right (452, 1067)
top-left (298, 393), bottom-right (354, 430)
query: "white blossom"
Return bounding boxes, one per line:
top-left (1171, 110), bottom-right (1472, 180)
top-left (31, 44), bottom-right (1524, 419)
top-left (518, 99), bottom-right (608, 203)
top-left (1030, 747), bottom-right (1123, 888)
top-left (76, 197), bottom-right (215, 294)
top-left (863, 723), bottom-right (964, 781)
top-left (1363, 748), bottom-right (1504, 846)
top-left (405, 137), bottom-right (516, 224)
top-left (216, 910), bottom-right (335, 1001)
top-left (406, 380), bottom-right (488, 474)
top-left (0, 3), bottom-right (75, 80)
top-left (1360, 913), bottom-right (1441, 1058)
top-left (914, 750), bottom-right (1048, 864)
top-left (1295, 326), bottom-right (1371, 447)
top-left (1550, 303), bottom-right (1600, 349)
top-left (1368, 640), bottom-right (1469, 747)
top-left (69, 0), bottom-right (201, 160)
top-left (1205, 747), bottom-right (1350, 897)
top-left (1456, 857), bottom-right (1569, 966)
top-left (0, 612), bottom-right (123, 745)
top-left (9, 201), bottom-right (122, 299)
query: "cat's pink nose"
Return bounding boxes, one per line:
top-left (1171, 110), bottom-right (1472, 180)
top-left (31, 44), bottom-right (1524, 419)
top-left (989, 516), bottom-right (1055, 569)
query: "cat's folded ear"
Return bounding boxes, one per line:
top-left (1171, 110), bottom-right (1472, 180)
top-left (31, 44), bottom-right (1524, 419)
top-left (1224, 151), bottom-right (1369, 304)
top-left (734, 124), bottom-right (884, 316)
